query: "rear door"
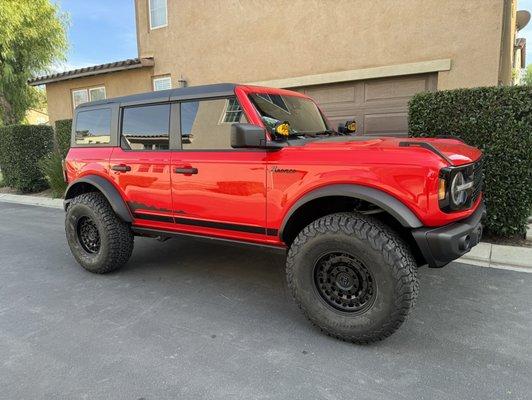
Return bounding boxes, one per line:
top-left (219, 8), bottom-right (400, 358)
top-left (170, 96), bottom-right (270, 243)
top-left (109, 102), bottom-right (174, 229)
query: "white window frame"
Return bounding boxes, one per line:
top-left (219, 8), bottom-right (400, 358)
top-left (220, 98), bottom-right (244, 124)
top-left (88, 86), bottom-right (106, 101)
top-left (148, 0), bottom-right (168, 30)
top-left (72, 86), bottom-right (107, 110)
top-left (72, 89), bottom-right (89, 109)
top-left (153, 76), bottom-right (172, 91)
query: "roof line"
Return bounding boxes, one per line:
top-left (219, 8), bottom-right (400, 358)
top-left (28, 57), bottom-right (155, 86)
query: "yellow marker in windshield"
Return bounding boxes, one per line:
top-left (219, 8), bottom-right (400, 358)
top-left (346, 121), bottom-right (357, 132)
top-left (275, 122), bottom-right (291, 136)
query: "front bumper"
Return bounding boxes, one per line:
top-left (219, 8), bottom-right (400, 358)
top-left (412, 202), bottom-right (486, 268)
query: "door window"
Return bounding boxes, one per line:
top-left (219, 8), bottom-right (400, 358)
top-left (180, 97), bottom-right (247, 150)
top-left (121, 104), bottom-right (171, 150)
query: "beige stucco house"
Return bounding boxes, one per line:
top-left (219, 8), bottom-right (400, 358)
top-left (30, 0), bottom-right (529, 135)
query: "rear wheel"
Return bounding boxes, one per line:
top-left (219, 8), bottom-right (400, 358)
top-left (286, 212), bottom-right (418, 343)
top-left (65, 192), bottom-right (134, 273)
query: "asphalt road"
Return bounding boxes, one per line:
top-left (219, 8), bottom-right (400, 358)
top-left (0, 202), bottom-right (531, 400)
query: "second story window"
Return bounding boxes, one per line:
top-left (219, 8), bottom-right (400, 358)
top-left (153, 76), bottom-right (172, 91)
top-left (72, 86), bottom-right (106, 109)
top-left (149, 0), bottom-right (167, 29)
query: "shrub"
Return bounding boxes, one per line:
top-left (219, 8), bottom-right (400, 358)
top-left (39, 151), bottom-right (65, 197)
top-left (409, 86), bottom-right (532, 237)
top-left (0, 124), bottom-right (53, 193)
top-left (38, 119), bottom-right (72, 197)
top-left (55, 119), bottom-right (72, 157)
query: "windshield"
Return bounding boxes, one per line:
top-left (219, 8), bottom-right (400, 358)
top-left (249, 93), bottom-right (328, 136)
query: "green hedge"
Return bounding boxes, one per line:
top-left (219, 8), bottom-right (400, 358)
top-left (54, 119), bottom-right (72, 157)
top-left (409, 86), bottom-right (532, 237)
top-left (38, 119), bottom-right (72, 197)
top-left (0, 125), bottom-right (54, 193)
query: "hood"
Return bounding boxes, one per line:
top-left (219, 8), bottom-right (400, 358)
top-left (302, 136), bottom-right (481, 166)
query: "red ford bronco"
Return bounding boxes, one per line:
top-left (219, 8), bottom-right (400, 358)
top-left (64, 83), bottom-right (484, 343)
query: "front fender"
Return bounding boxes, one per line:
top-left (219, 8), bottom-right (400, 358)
top-left (279, 184), bottom-right (423, 239)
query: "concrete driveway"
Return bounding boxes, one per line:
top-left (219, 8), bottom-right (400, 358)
top-left (0, 202), bottom-right (531, 400)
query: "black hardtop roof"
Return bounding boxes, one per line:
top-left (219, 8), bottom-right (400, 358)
top-left (77, 83), bottom-right (238, 109)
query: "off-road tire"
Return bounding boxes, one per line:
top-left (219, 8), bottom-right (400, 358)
top-left (286, 212), bottom-right (418, 344)
top-left (65, 192), bottom-right (134, 274)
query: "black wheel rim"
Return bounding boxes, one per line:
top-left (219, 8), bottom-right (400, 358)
top-left (313, 252), bottom-right (376, 313)
top-left (77, 216), bottom-right (101, 254)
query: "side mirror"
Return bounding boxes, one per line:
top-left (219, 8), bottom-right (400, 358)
top-left (338, 120), bottom-right (357, 135)
top-left (231, 123), bottom-right (266, 148)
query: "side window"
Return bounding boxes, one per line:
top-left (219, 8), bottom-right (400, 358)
top-left (121, 104), bottom-right (170, 150)
top-left (180, 97), bottom-right (247, 150)
top-left (75, 108), bottom-right (111, 145)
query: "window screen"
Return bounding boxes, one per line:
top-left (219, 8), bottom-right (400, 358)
top-left (149, 0), bottom-right (167, 28)
top-left (180, 98), bottom-right (247, 150)
top-left (121, 104), bottom-right (170, 150)
top-left (75, 109), bottom-right (112, 145)
top-left (153, 77), bottom-right (172, 91)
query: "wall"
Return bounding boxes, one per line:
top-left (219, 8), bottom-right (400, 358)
top-left (136, 0), bottom-right (506, 90)
top-left (45, 67), bottom-right (154, 124)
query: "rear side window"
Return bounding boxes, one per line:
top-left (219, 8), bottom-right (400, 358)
top-left (75, 109), bottom-right (112, 145)
top-left (121, 104), bottom-right (171, 150)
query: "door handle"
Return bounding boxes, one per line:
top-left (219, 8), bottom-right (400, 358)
top-left (174, 167), bottom-right (198, 175)
top-left (111, 164), bottom-right (131, 172)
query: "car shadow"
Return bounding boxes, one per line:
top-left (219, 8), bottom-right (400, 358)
top-left (111, 235), bottom-right (530, 351)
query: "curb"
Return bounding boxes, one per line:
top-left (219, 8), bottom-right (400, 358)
top-left (457, 242), bottom-right (532, 272)
top-left (1, 193), bottom-right (531, 271)
top-left (0, 193), bottom-right (63, 209)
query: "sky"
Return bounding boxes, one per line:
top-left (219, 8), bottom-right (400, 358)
top-left (520, 0), bottom-right (532, 67)
top-left (56, 0), bottom-right (532, 72)
top-left (54, 0), bottom-right (137, 71)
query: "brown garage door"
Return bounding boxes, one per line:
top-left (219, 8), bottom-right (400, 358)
top-left (296, 73), bottom-right (437, 136)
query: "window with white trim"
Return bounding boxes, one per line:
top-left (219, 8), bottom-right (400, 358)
top-left (221, 98), bottom-right (244, 123)
top-left (89, 87), bottom-right (106, 101)
top-left (149, 0), bottom-right (167, 29)
top-left (153, 76), bottom-right (172, 91)
top-left (72, 86), bottom-right (106, 109)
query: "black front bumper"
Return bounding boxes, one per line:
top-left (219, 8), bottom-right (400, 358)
top-left (412, 203), bottom-right (486, 268)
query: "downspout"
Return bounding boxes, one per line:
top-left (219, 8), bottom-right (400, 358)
top-left (498, 0), bottom-right (512, 86)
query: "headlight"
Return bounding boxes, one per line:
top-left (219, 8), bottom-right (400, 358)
top-left (439, 166), bottom-right (475, 211)
top-left (450, 171), bottom-right (469, 206)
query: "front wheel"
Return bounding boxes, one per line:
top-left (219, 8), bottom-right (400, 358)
top-left (65, 192), bottom-right (134, 274)
top-left (286, 212), bottom-right (418, 344)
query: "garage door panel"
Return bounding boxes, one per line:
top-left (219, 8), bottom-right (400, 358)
top-left (306, 85), bottom-right (357, 104)
top-left (364, 76), bottom-right (430, 103)
top-left (364, 112), bottom-right (408, 135)
top-left (296, 73), bottom-right (437, 137)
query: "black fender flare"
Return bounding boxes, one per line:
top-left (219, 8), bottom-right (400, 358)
top-left (279, 184), bottom-right (423, 240)
top-left (63, 175), bottom-right (133, 223)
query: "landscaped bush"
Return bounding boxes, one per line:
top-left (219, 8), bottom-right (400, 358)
top-left (409, 86), bottom-right (532, 237)
top-left (54, 118), bottom-right (72, 157)
top-left (39, 119), bottom-right (72, 197)
top-left (0, 124), bottom-right (54, 193)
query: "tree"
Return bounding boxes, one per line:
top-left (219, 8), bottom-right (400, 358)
top-left (524, 65), bottom-right (532, 86)
top-left (0, 0), bottom-right (67, 125)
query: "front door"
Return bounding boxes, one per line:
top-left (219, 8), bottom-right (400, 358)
top-left (109, 103), bottom-right (174, 229)
top-left (170, 97), bottom-right (270, 243)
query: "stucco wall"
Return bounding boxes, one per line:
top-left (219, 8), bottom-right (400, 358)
top-left (136, 0), bottom-right (505, 90)
top-left (45, 67), bottom-right (153, 124)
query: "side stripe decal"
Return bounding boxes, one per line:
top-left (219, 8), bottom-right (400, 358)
top-left (134, 213), bottom-right (278, 237)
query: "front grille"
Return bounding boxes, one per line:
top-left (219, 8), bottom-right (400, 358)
top-left (470, 158), bottom-right (484, 204)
